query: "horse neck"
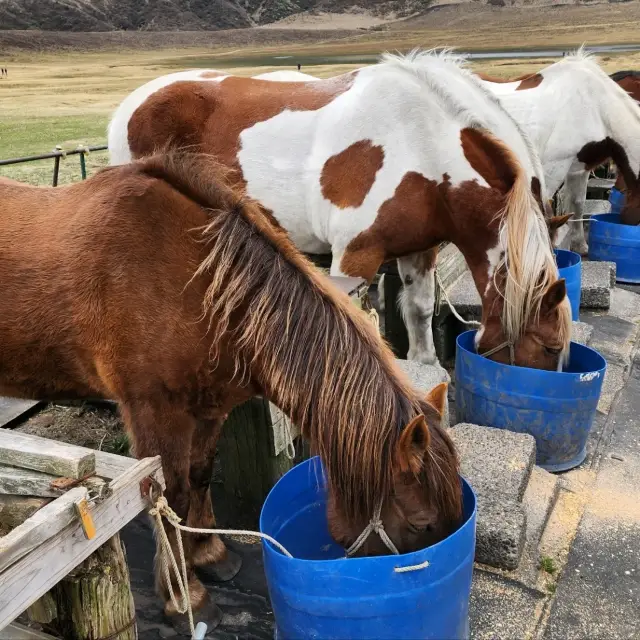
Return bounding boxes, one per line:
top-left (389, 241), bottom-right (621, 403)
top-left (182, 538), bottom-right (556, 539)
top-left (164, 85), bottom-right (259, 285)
top-left (214, 230), bottom-right (416, 523)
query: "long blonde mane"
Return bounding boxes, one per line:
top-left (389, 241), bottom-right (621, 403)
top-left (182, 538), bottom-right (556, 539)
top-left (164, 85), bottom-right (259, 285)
top-left (495, 146), bottom-right (572, 356)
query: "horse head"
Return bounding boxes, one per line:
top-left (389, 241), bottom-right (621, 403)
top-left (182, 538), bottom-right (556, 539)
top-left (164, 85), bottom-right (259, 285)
top-left (326, 382), bottom-right (463, 556)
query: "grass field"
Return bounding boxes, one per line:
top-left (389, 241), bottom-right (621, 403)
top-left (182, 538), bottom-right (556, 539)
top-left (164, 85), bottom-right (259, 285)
top-left (1, 3), bottom-right (640, 185)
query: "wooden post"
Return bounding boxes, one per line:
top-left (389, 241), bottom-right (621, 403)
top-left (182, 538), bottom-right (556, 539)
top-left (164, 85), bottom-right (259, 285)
top-left (27, 534), bottom-right (136, 640)
top-left (383, 268), bottom-right (409, 359)
top-left (216, 397), bottom-right (293, 528)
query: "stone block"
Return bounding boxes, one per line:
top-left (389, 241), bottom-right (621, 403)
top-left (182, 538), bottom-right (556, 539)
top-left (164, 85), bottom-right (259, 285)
top-left (450, 423), bottom-right (536, 502)
top-left (445, 271), bottom-right (481, 319)
top-left (581, 261), bottom-right (614, 309)
top-left (450, 423), bottom-right (537, 570)
top-left (512, 466), bottom-right (561, 586)
top-left (571, 321), bottom-right (593, 346)
top-left (475, 495), bottom-right (527, 570)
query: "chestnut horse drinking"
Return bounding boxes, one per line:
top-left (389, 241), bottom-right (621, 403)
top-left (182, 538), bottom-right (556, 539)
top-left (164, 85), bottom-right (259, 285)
top-left (0, 154), bottom-right (462, 633)
top-left (109, 50), bottom-right (571, 369)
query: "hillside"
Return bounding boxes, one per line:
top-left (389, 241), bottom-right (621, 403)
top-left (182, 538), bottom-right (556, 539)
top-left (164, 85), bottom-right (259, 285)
top-left (0, 0), bottom-right (426, 31)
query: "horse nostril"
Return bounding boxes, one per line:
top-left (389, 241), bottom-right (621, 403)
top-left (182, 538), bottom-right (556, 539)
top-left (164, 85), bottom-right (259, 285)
top-left (404, 275), bottom-right (414, 286)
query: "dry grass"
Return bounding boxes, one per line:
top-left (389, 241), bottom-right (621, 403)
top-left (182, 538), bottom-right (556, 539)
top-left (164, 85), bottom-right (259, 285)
top-left (1, 5), bottom-right (640, 184)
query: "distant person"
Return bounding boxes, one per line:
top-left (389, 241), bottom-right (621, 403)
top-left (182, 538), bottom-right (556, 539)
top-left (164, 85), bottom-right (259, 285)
top-left (297, 63), bottom-right (301, 71)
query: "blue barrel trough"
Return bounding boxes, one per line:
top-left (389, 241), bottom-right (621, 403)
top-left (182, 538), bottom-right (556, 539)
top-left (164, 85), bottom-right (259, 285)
top-left (455, 330), bottom-right (606, 473)
top-left (588, 187), bottom-right (640, 283)
top-left (554, 249), bottom-right (581, 320)
top-left (260, 456), bottom-right (477, 640)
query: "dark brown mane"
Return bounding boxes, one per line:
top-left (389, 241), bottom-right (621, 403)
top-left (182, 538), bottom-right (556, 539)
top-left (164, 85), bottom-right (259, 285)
top-left (610, 69), bottom-right (640, 82)
top-left (133, 151), bottom-right (457, 523)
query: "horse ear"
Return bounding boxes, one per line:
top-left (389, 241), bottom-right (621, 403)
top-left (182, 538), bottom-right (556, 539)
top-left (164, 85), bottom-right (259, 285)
top-left (547, 214), bottom-right (572, 231)
top-left (397, 414), bottom-right (431, 475)
top-left (541, 279), bottom-right (567, 314)
top-left (547, 214), bottom-right (572, 246)
top-left (460, 127), bottom-right (517, 194)
top-left (426, 382), bottom-right (448, 420)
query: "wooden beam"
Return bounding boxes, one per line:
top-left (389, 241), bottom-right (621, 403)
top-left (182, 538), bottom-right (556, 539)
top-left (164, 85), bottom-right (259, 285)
top-left (3, 623), bottom-right (57, 639)
top-left (0, 464), bottom-right (65, 498)
top-left (0, 496), bottom-right (49, 530)
top-left (0, 487), bottom-right (89, 574)
top-left (0, 398), bottom-right (40, 428)
top-left (92, 449), bottom-right (136, 480)
top-left (0, 430), bottom-right (135, 480)
top-left (0, 456), bottom-right (164, 629)
top-left (0, 430), bottom-right (95, 479)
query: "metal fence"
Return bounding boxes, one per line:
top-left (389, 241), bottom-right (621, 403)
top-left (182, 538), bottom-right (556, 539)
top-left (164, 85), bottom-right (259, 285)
top-left (0, 144), bottom-right (108, 186)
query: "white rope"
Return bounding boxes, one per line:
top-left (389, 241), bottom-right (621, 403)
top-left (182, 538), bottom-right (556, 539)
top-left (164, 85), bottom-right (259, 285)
top-left (345, 501), bottom-right (400, 557)
top-left (435, 270), bottom-right (481, 327)
top-left (394, 559), bottom-right (430, 573)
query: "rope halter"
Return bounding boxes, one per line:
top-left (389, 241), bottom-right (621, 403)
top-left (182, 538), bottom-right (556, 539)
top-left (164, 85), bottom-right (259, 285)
top-left (477, 340), bottom-right (515, 366)
top-left (345, 500), bottom-right (400, 557)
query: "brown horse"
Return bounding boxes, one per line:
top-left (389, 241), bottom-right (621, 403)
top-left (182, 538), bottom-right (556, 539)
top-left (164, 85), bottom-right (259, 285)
top-left (609, 71), bottom-right (640, 206)
top-left (0, 154), bottom-right (461, 632)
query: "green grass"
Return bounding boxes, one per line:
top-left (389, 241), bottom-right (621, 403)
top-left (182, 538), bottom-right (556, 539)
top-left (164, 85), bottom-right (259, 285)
top-left (103, 433), bottom-right (131, 457)
top-left (539, 556), bottom-right (558, 575)
top-left (0, 114), bottom-right (108, 185)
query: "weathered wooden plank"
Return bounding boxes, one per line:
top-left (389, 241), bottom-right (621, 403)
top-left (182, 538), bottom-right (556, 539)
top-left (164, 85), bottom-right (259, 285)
top-left (0, 464), bottom-right (64, 498)
top-left (0, 487), bottom-right (88, 574)
top-left (0, 430), bottom-right (134, 480)
top-left (92, 449), bottom-right (136, 480)
top-left (0, 495), bottom-right (50, 530)
top-left (0, 456), bottom-right (164, 630)
top-left (3, 623), bottom-right (57, 639)
top-left (0, 399), bottom-right (39, 429)
top-left (587, 177), bottom-right (615, 191)
top-left (0, 430), bottom-right (95, 479)
top-left (327, 275), bottom-right (368, 298)
top-left (437, 243), bottom-right (468, 291)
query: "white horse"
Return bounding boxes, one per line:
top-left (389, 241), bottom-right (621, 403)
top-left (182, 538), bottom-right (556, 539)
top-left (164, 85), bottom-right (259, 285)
top-left (108, 51), bottom-right (571, 368)
top-left (479, 50), bottom-right (640, 253)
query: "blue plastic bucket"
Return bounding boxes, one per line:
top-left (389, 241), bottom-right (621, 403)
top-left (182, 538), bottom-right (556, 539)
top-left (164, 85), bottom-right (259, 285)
top-left (455, 330), bottom-right (606, 473)
top-left (260, 456), bottom-right (477, 640)
top-left (609, 186), bottom-right (625, 215)
top-left (554, 249), bottom-right (581, 320)
top-left (589, 212), bottom-right (640, 284)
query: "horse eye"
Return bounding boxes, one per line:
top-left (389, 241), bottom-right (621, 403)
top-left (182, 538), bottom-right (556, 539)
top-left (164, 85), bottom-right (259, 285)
top-left (544, 345), bottom-right (562, 356)
top-left (404, 275), bottom-right (413, 286)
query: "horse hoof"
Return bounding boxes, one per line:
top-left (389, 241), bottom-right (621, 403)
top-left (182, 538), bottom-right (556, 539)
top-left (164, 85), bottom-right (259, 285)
top-left (197, 549), bottom-right (242, 583)
top-left (167, 597), bottom-right (223, 637)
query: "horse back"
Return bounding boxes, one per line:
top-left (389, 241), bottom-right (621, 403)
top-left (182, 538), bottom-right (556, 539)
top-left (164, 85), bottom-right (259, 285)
top-left (0, 169), bottom-right (212, 401)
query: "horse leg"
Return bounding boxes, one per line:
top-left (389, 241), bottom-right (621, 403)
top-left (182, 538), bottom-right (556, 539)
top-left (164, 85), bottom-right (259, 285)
top-left (397, 250), bottom-right (440, 366)
top-left (377, 274), bottom-right (386, 312)
top-left (559, 171), bottom-right (589, 255)
top-left (188, 419), bottom-right (242, 583)
top-left (120, 401), bottom-right (223, 634)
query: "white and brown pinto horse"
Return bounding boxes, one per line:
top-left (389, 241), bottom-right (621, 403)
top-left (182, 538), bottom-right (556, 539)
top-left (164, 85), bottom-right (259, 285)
top-left (109, 51), bottom-right (571, 368)
top-left (479, 51), bottom-right (640, 255)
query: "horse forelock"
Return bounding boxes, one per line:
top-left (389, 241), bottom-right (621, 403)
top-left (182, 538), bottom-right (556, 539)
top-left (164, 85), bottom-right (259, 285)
top-left (493, 143), bottom-right (572, 358)
top-left (141, 151), bottom-right (437, 524)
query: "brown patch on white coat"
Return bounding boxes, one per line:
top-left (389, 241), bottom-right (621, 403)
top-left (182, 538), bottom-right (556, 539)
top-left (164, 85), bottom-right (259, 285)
top-left (127, 73), bottom-right (357, 186)
top-left (476, 72), bottom-right (544, 90)
top-left (321, 140), bottom-right (385, 209)
top-left (340, 126), bottom-right (569, 370)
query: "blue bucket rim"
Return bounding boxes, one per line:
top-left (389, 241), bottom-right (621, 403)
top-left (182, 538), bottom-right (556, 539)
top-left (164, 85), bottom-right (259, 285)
top-left (554, 248), bottom-right (582, 269)
top-left (259, 457), bottom-right (477, 565)
top-left (456, 329), bottom-right (607, 377)
top-left (591, 212), bottom-right (640, 231)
